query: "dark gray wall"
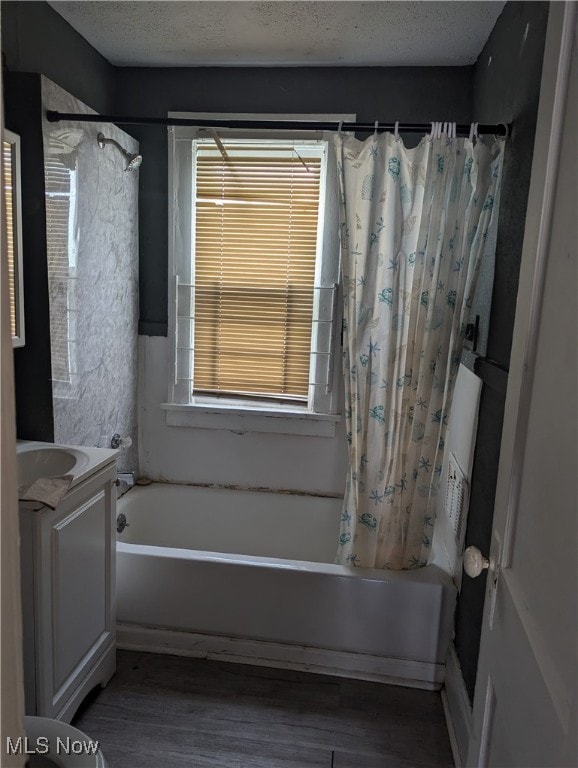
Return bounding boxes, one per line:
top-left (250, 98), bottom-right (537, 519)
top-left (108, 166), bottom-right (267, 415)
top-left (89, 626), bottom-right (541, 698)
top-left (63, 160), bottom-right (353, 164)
top-left (454, 0), bottom-right (549, 703)
top-left (1, 1), bottom-right (116, 114)
top-left (113, 66), bottom-right (472, 334)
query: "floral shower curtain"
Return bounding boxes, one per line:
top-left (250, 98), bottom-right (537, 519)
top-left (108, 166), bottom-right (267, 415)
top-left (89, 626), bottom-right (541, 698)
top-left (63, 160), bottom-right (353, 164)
top-left (335, 127), bottom-right (504, 570)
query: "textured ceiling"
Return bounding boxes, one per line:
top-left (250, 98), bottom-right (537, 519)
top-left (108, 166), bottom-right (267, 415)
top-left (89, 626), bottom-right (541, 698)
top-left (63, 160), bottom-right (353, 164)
top-left (48, 1), bottom-right (505, 67)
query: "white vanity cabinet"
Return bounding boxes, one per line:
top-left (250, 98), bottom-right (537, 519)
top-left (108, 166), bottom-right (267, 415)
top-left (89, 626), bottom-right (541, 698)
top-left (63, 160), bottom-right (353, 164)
top-left (19, 459), bottom-right (117, 723)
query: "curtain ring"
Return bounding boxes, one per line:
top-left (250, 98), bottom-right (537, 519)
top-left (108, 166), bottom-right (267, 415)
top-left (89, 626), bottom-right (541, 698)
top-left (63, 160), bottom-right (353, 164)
top-left (429, 122), bottom-right (435, 141)
top-left (451, 122), bottom-right (456, 139)
top-left (337, 121), bottom-right (343, 135)
top-left (394, 121), bottom-right (399, 140)
top-left (469, 122), bottom-right (475, 142)
top-left (374, 120), bottom-right (379, 136)
top-left (474, 122), bottom-right (479, 140)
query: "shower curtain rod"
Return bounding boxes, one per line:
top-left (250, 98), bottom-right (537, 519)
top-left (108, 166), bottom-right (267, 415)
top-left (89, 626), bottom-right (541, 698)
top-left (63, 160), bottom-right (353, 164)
top-left (45, 111), bottom-right (509, 136)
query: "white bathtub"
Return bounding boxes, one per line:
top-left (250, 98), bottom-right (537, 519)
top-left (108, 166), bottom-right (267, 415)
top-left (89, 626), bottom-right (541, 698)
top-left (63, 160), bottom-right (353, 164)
top-left (116, 483), bottom-right (456, 689)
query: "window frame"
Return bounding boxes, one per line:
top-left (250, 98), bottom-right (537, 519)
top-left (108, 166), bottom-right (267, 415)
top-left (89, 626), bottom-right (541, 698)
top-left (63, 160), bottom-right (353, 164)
top-left (164, 113), bottom-right (353, 436)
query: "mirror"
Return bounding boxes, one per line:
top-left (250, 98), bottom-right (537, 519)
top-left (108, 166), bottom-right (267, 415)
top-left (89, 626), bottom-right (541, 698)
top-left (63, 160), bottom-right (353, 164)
top-left (2, 129), bottom-right (25, 347)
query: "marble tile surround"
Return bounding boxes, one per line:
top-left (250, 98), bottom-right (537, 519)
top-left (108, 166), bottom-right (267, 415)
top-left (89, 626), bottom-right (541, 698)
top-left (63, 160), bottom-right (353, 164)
top-left (41, 77), bottom-right (139, 472)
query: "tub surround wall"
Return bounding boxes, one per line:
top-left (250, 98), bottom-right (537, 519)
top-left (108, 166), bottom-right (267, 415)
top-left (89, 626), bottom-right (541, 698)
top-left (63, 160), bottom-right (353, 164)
top-left (42, 78), bottom-right (139, 472)
top-left (139, 337), bottom-right (348, 494)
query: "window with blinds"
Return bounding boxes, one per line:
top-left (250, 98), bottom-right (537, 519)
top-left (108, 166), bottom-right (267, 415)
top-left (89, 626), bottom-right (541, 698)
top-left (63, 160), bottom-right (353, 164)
top-left (45, 159), bottom-right (77, 387)
top-left (2, 139), bottom-right (17, 337)
top-left (188, 139), bottom-right (327, 404)
top-left (2, 131), bottom-right (24, 347)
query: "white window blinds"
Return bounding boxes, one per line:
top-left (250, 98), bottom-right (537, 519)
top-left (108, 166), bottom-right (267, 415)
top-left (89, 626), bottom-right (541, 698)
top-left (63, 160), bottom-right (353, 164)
top-left (2, 131), bottom-right (25, 347)
top-left (45, 159), bottom-right (76, 385)
top-left (191, 140), bottom-right (324, 403)
top-left (2, 139), bottom-right (17, 338)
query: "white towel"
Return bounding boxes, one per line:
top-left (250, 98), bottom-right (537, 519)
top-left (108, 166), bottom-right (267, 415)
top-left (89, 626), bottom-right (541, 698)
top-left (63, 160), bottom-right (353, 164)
top-left (19, 474), bottom-right (74, 510)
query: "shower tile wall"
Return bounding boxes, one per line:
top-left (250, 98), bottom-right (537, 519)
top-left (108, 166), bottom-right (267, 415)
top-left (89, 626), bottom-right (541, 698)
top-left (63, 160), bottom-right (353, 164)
top-left (41, 77), bottom-right (139, 472)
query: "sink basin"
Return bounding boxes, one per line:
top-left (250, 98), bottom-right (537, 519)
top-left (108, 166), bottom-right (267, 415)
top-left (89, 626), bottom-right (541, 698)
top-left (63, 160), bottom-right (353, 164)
top-left (17, 440), bottom-right (118, 494)
top-left (17, 444), bottom-right (89, 488)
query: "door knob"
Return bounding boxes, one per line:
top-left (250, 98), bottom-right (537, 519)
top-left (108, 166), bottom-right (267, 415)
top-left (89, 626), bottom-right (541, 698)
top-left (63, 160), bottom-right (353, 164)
top-left (463, 546), bottom-right (492, 578)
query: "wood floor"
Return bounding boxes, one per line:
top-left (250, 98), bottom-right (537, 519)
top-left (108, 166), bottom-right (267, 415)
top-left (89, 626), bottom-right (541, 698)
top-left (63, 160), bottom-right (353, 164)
top-left (73, 650), bottom-right (454, 767)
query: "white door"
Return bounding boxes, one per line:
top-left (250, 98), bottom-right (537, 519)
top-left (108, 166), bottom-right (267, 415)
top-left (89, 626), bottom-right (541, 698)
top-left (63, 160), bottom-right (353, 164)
top-left (466, 4), bottom-right (577, 766)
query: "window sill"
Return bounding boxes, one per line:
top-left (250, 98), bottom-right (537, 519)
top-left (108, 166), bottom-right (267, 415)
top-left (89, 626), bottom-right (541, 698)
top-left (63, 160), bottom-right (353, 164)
top-left (161, 402), bottom-right (341, 437)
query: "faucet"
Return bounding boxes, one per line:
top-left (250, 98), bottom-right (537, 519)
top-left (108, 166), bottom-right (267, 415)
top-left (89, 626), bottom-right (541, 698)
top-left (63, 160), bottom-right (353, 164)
top-left (116, 471), bottom-right (135, 488)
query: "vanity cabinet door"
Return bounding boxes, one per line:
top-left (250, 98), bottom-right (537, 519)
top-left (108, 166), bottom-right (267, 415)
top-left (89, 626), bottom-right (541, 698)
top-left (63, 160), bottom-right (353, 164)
top-left (34, 465), bottom-right (116, 719)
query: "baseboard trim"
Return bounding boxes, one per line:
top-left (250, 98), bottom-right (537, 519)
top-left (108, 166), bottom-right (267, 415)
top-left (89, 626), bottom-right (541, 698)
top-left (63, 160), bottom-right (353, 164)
top-left (443, 643), bottom-right (473, 766)
top-left (117, 623), bottom-right (445, 690)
